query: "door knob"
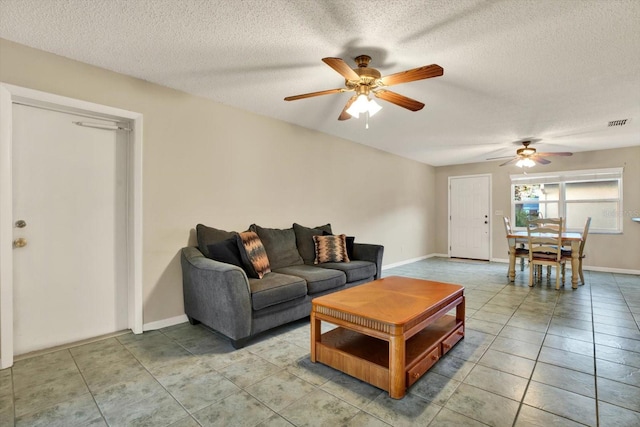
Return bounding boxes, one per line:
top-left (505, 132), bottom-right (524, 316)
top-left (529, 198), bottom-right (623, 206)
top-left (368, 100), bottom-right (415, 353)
top-left (15, 220), bottom-right (26, 228)
top-left (13, 238), bottom-right (27, 248)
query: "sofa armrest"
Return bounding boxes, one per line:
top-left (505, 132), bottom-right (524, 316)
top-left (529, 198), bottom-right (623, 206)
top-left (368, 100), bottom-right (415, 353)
top-left (352, 243), bottom-right (384, 280)
top-left (180, 247), bottom-right (252, 341)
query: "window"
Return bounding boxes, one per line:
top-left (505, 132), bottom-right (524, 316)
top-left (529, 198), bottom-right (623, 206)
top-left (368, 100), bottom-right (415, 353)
top-left (511, 168), bottom-right (623, 233)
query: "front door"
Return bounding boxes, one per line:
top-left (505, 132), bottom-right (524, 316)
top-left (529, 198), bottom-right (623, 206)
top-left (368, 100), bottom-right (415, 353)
top-left (449, 175), bottom-right (491, 260)
top-left (12, 103), bottom-right (129, 355)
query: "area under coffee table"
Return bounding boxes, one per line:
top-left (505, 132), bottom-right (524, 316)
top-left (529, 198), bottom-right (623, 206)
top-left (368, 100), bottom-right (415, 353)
top-left (310, 276), bottom-right (465, 399)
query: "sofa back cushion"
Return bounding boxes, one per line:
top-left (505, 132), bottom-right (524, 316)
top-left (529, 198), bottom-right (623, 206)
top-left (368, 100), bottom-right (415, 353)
top-left (250, 224), bottom-right (304, 270)
top-left (293, 223), bottom-right (332, 264)
top-left (196, 224), bottom-right (237, 258)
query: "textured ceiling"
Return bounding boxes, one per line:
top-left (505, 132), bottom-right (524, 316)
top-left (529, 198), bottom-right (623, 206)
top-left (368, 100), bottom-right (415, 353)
top-left (1, 0), bottom-right (639, 166)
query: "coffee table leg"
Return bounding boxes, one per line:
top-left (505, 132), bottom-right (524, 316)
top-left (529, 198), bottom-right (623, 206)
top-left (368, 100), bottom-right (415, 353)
top-left (389, 334), bottom-right (406, 399)
top-left (456, 297), bottom-right (465, 324)
top-left (310, 311), bottom-right (319, 363)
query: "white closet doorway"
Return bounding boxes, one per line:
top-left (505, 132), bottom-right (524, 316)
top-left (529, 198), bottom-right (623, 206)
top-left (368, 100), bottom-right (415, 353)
top-left (0, 84), bottom-right (143, 368)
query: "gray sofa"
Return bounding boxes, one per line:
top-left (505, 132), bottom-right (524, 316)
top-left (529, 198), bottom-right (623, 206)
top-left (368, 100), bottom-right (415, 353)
top-left (181, 223), bottom-right (384, 348)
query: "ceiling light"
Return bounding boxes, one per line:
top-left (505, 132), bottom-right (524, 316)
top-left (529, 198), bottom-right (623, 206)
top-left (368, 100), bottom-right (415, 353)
top-left (346, 95), bottom-right (382, 119)
top-left (515, 158), bottom-right (535, 168)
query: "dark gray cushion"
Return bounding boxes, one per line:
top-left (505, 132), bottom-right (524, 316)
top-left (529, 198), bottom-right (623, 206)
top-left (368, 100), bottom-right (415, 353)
top-left (196, 224), bottom-right (237, 258)
top-left (274, 265), bottom-right (346, 294)
top-left (250, 224), bottom-right (304, 270)
top-left (293, 223), bottom-right (332, 264)
top-left (317, 260), bottom-right (376, 282)
top-left (206, 238), bottom-right (244, 269)
top-left (248, 272), bottom-right (307, 311)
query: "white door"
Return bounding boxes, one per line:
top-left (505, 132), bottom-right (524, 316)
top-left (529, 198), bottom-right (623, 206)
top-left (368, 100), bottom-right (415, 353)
top-left (12, 104), bottom-right (129, 355)
top-left (450, 175), bottom-right (490, 260)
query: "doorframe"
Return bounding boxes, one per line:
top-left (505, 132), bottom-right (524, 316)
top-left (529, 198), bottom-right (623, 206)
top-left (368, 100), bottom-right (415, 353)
top-left (447, 173), bottom-right (493, 260)
top-left (0, 83), bottom-right (143, 368)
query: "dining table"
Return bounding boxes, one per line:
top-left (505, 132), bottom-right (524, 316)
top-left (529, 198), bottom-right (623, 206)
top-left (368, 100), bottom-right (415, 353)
top-left (506, 230), bottom-right (583, 289)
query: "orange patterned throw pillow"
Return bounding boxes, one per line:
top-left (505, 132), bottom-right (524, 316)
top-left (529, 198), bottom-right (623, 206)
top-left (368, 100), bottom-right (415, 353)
top-left (237, 231), bottom-right (271, 279)
top-left (313, 234), bottom-right (350, 264)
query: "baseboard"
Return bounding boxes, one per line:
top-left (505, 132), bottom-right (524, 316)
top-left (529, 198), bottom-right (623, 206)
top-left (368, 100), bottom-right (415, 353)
top-left (490, 258), bottom-right (639, 275)
top-left (143, 314), bottom-right (188, 331)
top-left (383, 253), bottom-right (448, 270)
top-left (582, 265), bottom-right (640, 275)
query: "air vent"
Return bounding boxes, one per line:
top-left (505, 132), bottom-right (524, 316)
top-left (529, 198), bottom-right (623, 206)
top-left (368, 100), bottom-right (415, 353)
top-left (608, 119), bottom-right (628, 127)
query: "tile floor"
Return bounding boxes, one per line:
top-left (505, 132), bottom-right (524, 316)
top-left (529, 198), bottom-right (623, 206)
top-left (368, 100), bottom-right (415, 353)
top-left (1, 258), bottom-right (639, 426)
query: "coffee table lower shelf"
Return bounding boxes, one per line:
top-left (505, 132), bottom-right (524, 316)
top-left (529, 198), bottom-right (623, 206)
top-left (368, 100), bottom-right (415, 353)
top-left (314, 315), bottom-right (464, 394)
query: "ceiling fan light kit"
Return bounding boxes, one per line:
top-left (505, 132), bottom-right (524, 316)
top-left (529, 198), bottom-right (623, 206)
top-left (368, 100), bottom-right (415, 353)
top-left (345, 95), bottom-right (382, 118)
top-left (284, 55), bottom-right (443, 125)
top-left (515, 158), bottom-right (536, 168)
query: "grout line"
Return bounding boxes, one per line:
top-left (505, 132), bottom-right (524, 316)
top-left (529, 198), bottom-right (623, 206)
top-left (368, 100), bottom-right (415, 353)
top-left (68, 348), bottom-right (109, 426)
top-left (591, 270), bottom-right (600, 427)
top-left (510, 280), bottom-right (561, 427)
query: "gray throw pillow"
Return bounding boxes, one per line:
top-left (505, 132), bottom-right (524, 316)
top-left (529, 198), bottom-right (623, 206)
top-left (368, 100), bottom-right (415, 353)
top-left (293, 223), bottom-right (332, 264)
top-left (196, 224), bottom-right (237, 258)
top-left (250, 224), bottom-right (304, 270)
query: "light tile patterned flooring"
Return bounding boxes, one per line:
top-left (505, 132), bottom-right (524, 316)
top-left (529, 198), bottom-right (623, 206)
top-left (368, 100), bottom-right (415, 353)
top-left (1, 258), bottom-right (639, 426)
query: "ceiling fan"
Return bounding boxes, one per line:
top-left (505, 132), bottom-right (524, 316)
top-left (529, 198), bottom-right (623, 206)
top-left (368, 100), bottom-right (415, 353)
top-left (284, 55), bottom-right (443, 121)
top-left (487, 141), bottom-right (573, 167)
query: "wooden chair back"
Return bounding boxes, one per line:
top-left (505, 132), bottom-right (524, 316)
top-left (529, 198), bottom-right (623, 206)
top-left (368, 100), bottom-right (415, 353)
top-left (579, 217), bottom-right (592, 256)
top-left (503, 216), bottom-right (512, 235)
top-left (527, 218), bottom-right (563, 262)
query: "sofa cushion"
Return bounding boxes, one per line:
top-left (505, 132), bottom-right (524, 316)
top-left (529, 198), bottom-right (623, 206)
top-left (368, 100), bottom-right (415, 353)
top-left (274, 265), bottom-right (346, 294)
top-left (293, 223), bottom-right (333, 264)
top-left (248, 272), bottom-right (307, 311)
top-left (207, 238), bottom-right (244, 269)
top-left (196, 224), bottom-right (237, 258)
top-left (345, 236), bottom-right (355, 259)
top-left (316, 260), bottom-right (376, 282)
top-left (250, 224), bottom-right (304, 270)
top-left (313, 234), bottom-right (350, 264)
top-left (237, 231), bottom-right (271, 279)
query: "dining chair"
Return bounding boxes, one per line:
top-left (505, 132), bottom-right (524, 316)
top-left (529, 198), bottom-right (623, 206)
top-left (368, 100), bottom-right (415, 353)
top-left (503, 216), bottom-right (527, 272)
top-left (562, 217), bottom-right (591, 285)
top-left (527, 217), bottom-right (566, 289)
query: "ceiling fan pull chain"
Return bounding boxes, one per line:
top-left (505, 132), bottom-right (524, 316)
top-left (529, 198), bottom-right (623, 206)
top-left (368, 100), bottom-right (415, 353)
top-left (365, 111), bottom-right (370, 129)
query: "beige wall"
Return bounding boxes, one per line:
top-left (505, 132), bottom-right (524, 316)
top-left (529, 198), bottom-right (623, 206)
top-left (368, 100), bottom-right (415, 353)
top-left (435, 146), bottom-right (640, 271)
top-left (0, 39), bottom-right (436, 324)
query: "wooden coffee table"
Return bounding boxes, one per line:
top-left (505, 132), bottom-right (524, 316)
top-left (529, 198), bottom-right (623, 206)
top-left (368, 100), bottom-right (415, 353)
top-left (310, 276), bottom-right (465, 399)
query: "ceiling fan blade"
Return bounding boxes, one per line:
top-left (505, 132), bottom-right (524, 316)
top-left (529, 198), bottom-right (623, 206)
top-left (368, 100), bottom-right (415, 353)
top-left (486, 155), bottom-right (517, 160)
top-left (498, 157), bottom-right (519, 166)
top-left (535, 152), bottom-right (573, 157)
top-left (322, 57), bottom-right (360, 81)
top-left (374, 89), bottom-right (424, 111)
top-left (380, 64), bottom-right (443, 86)
top-left (534, 157), bottom-right (551, 165)
top-left (284, 88), bottom-right (345, 101)
top-left (338, 96), bottom-right (357, 121)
